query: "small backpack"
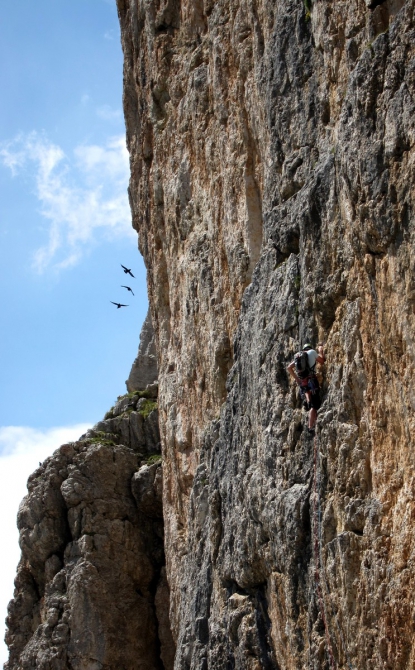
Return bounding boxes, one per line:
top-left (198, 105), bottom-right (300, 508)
top-left (294, 351), bottom-right (311, 379)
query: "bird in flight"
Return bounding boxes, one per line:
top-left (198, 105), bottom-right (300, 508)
top-left (121, 285), bottom-right (135, 296)
top-left (111, 301), bottom-right (129, 309)
top-left (121, 264), bottom-right (135, 278)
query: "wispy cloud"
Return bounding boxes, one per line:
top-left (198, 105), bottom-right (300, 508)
top-left (0, 132), bottom-right (133, 272)
top-left (97, 104), bottom-right (123, 122)
top-left (0, 424), bottom-right (90, 457)
top-left (0, 423), bottom-right (91, 666)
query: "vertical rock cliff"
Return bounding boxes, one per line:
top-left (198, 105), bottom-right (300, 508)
top-left (5, 0), bottom-right (415, 668)
top-left (117, 0), bottom-right (415, 667)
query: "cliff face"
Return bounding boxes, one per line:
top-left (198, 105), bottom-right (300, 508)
top-left (126, 308), bottom-right (158, 393)
top-left (5, 0), bottom-right (415, 668)
top-left (117, 0), bottom-right (415, 668)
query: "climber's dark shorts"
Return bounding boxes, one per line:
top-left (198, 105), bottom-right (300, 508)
top-left (299, 376), bottom-right (321, 411)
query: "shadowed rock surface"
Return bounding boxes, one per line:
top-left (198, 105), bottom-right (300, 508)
top-left (5, 385), bottom-right (175, 670)
top-left (127, 308), bottom-right (158, 392)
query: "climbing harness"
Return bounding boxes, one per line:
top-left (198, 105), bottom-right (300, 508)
top-left (312, 433), bottom-right (355, 670)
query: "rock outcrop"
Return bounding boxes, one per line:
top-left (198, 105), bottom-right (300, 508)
top-left (127, 308), bottom-right (158, 392)
top-left (5, 0), bottom-right (415, 668)
top-left (5, 383), bottom-right (175, 670)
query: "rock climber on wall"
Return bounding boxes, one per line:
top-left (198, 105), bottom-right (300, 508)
top-left (287, 342), bottom-right (326, 436)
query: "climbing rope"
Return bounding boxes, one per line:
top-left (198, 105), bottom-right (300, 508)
top-left (312, 432), bottom-right (355, 670)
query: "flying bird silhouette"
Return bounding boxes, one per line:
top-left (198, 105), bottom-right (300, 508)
top-left (111, 301), bottom-right (129, 309)
top-left (121, 285), bottom-right (135, 296)
top-left (121, 264), bottom-right (135, 278)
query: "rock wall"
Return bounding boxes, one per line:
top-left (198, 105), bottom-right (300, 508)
top-left (5, 383), bottom-right (175, 670)
top-left (5, 0), bottom-right (415, 668)
top-left (127, 307), bottom-right (158, 392)
top-left (117, 0), bottom-right (415, 668)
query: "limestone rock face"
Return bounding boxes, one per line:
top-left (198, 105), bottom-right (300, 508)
top-left (5, 0), bottom-right (415, 668)
top-left (117, 0), bottom-right (415, 668)
top-left (5, 388), bottom-right (175, 670)
top-left (117, 0), bottom-right (270, 631)
top-left (127, 307), bottom-right (158, 392)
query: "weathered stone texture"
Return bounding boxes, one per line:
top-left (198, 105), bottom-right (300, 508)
top-left (117, 0), bottom-right (272, 633)
top-left (5, 0), bottom-right (415, 668)
top-left (5, 388), bottom-right (175, 670)
top-left (127, 307), bottom-right (158, 392)
top-left (117, 0), bottom-right (415, 668)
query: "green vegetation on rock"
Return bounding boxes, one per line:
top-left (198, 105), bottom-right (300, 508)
top-left (146, 453), bottom-right (162, 465)
top-left (138, 400), bottom-right (158, 419)
top-left (85, 432), bottom-right (117, 447)
top-left (303, 0), bottom-right (312, 21)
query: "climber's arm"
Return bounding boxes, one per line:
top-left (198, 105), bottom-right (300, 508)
top-left (287, 361), bottom-right (300, 384)
top-left (316, 343), bottom-right (325, 365)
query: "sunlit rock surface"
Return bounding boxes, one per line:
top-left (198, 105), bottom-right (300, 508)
top-left (117, 0), bottom-right (415, 667)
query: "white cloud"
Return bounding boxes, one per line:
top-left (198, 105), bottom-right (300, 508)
top-left (0, 424), bottom-right (91, 667)
top-left (104, 30), bottom-right (115, 40)
top-left (97, 104), bottom-right (123, 121)
top-left (0, 132), bottom-right (134, 272)
top-left (0, 424), bottom-right (91, 457)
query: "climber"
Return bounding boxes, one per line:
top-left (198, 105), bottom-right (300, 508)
top-left (287, 342), bottom-right (325, 435)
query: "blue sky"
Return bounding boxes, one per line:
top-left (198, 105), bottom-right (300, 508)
top-left (0, 0), bottom-right (148, 427)
top-left (0, 1), bottom-right (148, 661)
